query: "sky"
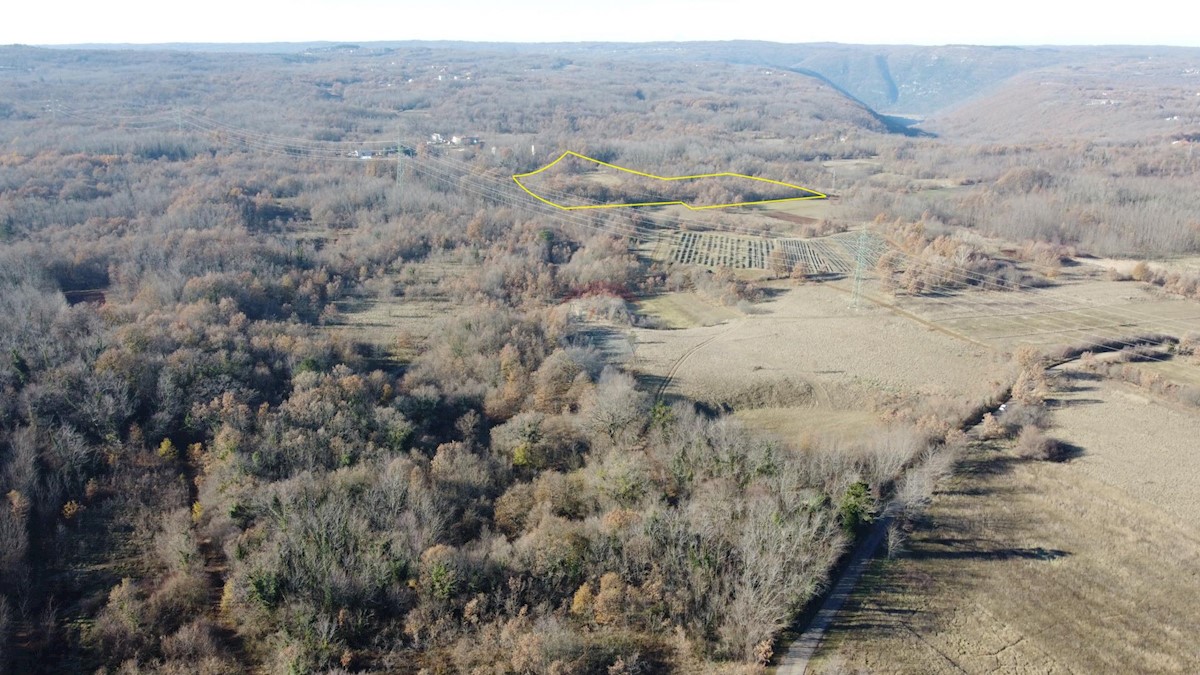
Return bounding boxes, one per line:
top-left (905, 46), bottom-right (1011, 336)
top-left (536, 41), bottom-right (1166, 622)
top-left (7, 0), bottom-right (1200, 47)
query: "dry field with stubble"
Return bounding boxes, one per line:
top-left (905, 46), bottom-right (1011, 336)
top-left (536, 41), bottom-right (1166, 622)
top-left (631, 280), bottom-right (1006, 444)
top-left (633, 281), bottom-right (1001, 402)
top-left (1050, 365), bottom-right (1200, 520)
top-left (806, 373), bottom-right (1200, 674)
top-left (894, 273), bottom-right (1200, 352)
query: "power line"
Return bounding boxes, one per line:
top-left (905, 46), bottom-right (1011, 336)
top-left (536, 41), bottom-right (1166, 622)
top-left (850, 228), bottom-right (868, 309)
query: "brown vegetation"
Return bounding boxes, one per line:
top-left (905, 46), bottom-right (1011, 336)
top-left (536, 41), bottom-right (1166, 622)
top-left (2, 39), bottom-right (1199, 675)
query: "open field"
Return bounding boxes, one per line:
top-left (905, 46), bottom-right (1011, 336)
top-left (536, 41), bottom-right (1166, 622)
top-left (648, 198), bottom-right (843, 236)
top-left (637, 271), bottom-right (1200, 672)
top-left (823, 158), bottom-right (882, 172)
top-left (634, 291), bottom-right (741, 328)
top-left (634, 281), bottom-right (1000, 404)
top-left (327, 296), bottom-right (455, 352)
top-left (758, 197), bottom-right (841, 221)
top-left (1050, 367), bottom-right (1200, 519)
top-left (632, 281), bottom-right (1005, 448)
top-left (805, 375), bottom-right (1200, 674)
top-left (894, 275), bottom-right (1200, 353)
top-left (1080, 254), bottom-right (1200, 277)
top-left (1134, 357), bottom-right (1200, 388)
top-left (736, 407), bottom-right (882, 444)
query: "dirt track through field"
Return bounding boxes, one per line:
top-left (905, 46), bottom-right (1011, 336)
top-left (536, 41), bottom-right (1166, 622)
top-left (775, 514), bottom-right (894, 674)
top-left (654, 326), bottom-right (735, 400)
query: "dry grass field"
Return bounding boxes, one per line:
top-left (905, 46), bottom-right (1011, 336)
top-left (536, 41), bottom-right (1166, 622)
top-left (1081, 255), bottom-right (1200, 276)
top-left (735, 407), bottom-right (882, 444)
top-left (634, 291), bottom-right (741, 328)
top-left (1135, 357), bottom-right (1200, 388)
top-left (759, 197), bottom-right (841, 222)
top-left (632, 281), bottom-right (1005, 446)
top-left (327, 296), bottom-right (455, 353)
top-left (633, 267), bottom-right (1200, 672)
top-left (634, 281), bottom-right (1000, 403)
top-left (805, 374), bottom-right (1200, 674)
top-left (648, 197), bottom-right (843, 236)
top-left (894, 275), bottom-right (1200, 353)
top-left (1051, 365), bottom-right (1200, 519)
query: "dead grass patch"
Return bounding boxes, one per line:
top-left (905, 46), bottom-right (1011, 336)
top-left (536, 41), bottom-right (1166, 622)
top-left (736, 408), bottom-right (881, 446)
top-left (634, 292), bottom-right (740, 329)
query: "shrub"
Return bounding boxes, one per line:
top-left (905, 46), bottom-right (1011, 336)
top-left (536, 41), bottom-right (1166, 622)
top-left (1014, 425), bottom-right (1063, 461)
top-left (1000, 401), bottom-right (1049, 436)
top-left (978, 412), bottom-right (1006, 440)
top-left (161, 619), bottom-right (223, 662)
top-left (838, 481), bottom-right (874, 533)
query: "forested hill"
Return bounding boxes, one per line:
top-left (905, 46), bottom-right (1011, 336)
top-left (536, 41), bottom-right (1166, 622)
top-left (554, 42), bottom-right (1200, 116)
top-left (0, 44), bottom-right (892, 160)
top-left (45, 40), bottom-right (1200, 116)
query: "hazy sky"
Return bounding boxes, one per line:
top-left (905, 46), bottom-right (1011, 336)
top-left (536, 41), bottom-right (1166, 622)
top-left (8, 0), bottom-right (1200, 47)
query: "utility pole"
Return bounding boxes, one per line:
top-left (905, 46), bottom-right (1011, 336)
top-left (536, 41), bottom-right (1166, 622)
top-left (395, 137), bottom-right (403, 197)
top-left (850, 229), bottom-right (868, 309)
top-left (175, 109), bottom-right (183, 133)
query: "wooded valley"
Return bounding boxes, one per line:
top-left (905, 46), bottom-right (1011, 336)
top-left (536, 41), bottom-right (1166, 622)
top-left (1, 41), bottom-right (1199, 674)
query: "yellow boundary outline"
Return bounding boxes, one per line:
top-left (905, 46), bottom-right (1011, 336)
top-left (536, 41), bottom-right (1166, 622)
top-left (512, 150), bottom-right (827, 211)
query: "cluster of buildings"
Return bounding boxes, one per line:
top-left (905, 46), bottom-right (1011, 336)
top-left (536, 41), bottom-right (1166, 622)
top-left (428, 133), bottom-right (482, 147)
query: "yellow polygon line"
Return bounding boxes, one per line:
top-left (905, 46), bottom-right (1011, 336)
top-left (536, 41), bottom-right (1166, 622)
top-left (512, 150), bottom-right (827, 211)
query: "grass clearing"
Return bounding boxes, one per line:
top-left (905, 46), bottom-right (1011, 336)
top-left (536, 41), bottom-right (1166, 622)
top-left (759, 197), bottom-right (840, 221)
top-left (635, 291), bottom-right (740, 328)
top-left (736, 407), bottom-right (881, 445)
top-left (1079, 255), bottom-right (1200, 282)
top-left (633, 281), bottom-right (1002, 407)
top-left (326, 259), bottom-right (465, 362)
top-left (1132, 357), bottom-right (1200, 388)
top-left (644, 197), bottom-right (841, 237)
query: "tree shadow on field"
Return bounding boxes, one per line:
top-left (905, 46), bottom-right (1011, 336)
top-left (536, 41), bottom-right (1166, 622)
top-left (818, 563), bottom-right (933, 635)
top-left (757, 286), bottom-right (789, 301)
top-left (808, 439), bottom-right (1079, 657)
top-left (955, 448), bottom-right (1018, 478)
top-left (1046, 397), bottom-right (1105, 408)
top-left (1048, 440), bottom-right (1086, 462)
top-left (1054, 369), bottom-right (1103, 394)
top-left (636, 372), bottom-right (669, 394)
top-left (936, 445), bottom-right (1018, 497)
top-left (906, 540), bottom-right (1071, 563)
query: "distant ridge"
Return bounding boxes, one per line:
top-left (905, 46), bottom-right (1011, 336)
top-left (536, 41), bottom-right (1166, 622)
top-left (24, 41), bottom-right (1200, 115)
